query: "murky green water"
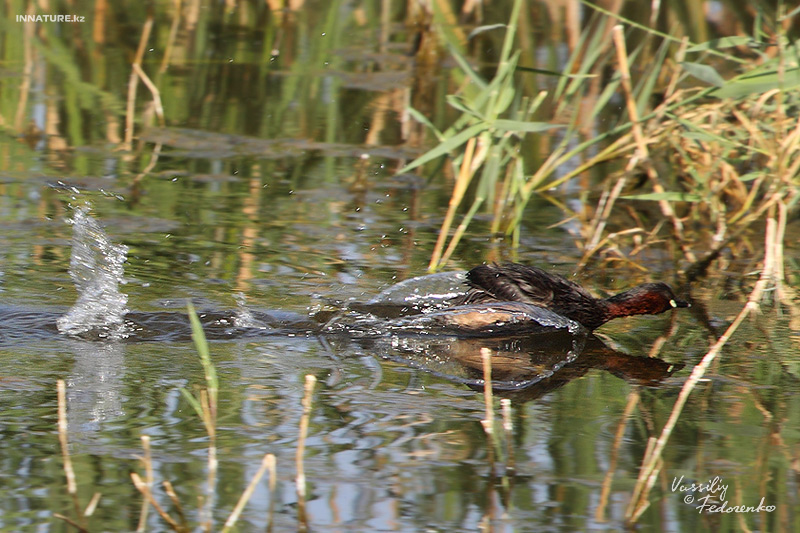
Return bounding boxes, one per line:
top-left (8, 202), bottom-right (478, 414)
top-left (1, 1), bottom-right (798, 531)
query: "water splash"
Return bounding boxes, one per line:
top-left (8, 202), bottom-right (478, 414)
top-left (232, 292), bottom-right (257, 327)
top-left (57, 207), bottom-right (130, 337)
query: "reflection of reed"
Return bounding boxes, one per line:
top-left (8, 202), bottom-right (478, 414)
top-left (235, 167), bottom-right (264, 291)
top-left (479, 347), bottom-right (516, 530)
top-left (124, 16), bottom-right (152, 150)
top-left (13, 1), bottom-right (36, 133)
top-left (625, 204), bottom-right (791, 524)
top-left (540, 0), bottom-right (582, 53)
top-left (595, 388), bottom-right (640, 522)
top-left (265, 0), bottom-right (306, 13)
top-left (54, 380), bottom-right (89, 531)
top-left (159, 0), bottom-right (183, 73)
top-left (125, 15), bottom-right (165, 151)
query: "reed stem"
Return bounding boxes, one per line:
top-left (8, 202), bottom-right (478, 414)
top-left (56, 380), bottom-right (88, 532)
top-left (296, 374), bottom-right (317, 532)
top-left (222, 453), bottom-right (277, 532)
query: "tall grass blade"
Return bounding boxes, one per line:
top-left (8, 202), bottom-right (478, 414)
top-left (398, 123), bottom-right (488, 174)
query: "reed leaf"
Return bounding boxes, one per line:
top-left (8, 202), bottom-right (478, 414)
top-left (710, 67), bottom-right (800, 99)
top-left (681, 61), bottom-right (726, 87)
top-left (398, 123), bottom-right (488, 174)
top-left (685, 36), bottom-right (754, 52)
top-left (622, 191), bottom-right (704, 202)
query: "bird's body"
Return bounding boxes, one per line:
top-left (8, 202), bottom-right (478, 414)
top-left (454, 263), bottom-right (688, 330)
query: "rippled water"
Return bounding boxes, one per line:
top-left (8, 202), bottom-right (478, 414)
top-left (1, 2), bottom-right (798, 531)
top-left (3, 186), bottom-right (794, 532)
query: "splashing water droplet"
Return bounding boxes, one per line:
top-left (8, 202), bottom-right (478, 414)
top-left (57, 206), bottom-right (130, 337)
top-left (233, 292), bottom-right (256, 327)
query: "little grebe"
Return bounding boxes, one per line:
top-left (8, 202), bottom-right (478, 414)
top-left (455, 263), bottom-right (689, 330)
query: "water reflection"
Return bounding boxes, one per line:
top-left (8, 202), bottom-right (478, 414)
top-left (3, 1), bottom-right (794, 530)
top-left (0, 302), bottom-right (679, 399)
top-left (63, 339), bottom-right (125, 432)
top-left (328, 331), bottom-right (681, 400)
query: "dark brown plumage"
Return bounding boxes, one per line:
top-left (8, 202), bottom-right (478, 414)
top-left (455, 263), bottom-right (689, 330)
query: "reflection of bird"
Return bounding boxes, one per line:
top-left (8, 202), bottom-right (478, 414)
top-left (344, 332), bottom-right (684, 402)
top-left (455, 263), bottom-right (689, 330)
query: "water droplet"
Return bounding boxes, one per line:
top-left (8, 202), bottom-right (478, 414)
top-left (56, 207), bottom-right (129, 337)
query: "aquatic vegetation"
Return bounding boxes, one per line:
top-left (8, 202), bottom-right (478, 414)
top-left (53, 304), bottom-right (319, 532)
top-left (2, 1), bottom-right (798, 531)
top-left (396, 3), bottom-right (800, 526)
top-left (402, 0), bottom-right (799, 279)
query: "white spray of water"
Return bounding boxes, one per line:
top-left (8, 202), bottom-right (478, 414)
top-left (57, 206), bottom-right (130, 337)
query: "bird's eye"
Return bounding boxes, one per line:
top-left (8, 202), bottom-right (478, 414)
top-left (669, 299), bottom-right (677, 308)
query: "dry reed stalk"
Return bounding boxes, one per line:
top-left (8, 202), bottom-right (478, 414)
top-left (609, 25), bottom-right (695, 263)
top-left (296, 374), bottom-right (317, 532)
top-left (653, 38), bottom-right (689, 122)
top-left (460, 0), bottom-right (483, 22)
top-left (124, 15), bottom-right (154, 150)
top-left (480, 348), bottom-right (501, 530)
top-left (625, 200), bottom-right (786, 524)
top-left (92, 0), bottom-right (107, 45)
top-left (582, 174), bottom-right (629, 261)
top-left (136, 435), bottom-right (154, 531)
top-left (267, 448), bottom-right (277, 532)
top-left (594, 389), bottom-right (640, 522)
top-left (13, 1), bottom-right (35, 132)
top-left (131, 472), bottom-right (185, 532)
top-left (479, 347), bottom-right (499, 474)
top-left (56, 380), bottom-right (88, 531)
top-left (500, 398), bottom-right (514, 475)
top-left (201, 389), bottom-right (218, 533)
top-left (429, 136), bottom-right (479, 271)
top-left (131, 142), bottom-right (163, 186)
top-left (773, 201), bottom-right (793, 304)
top-left (52, 513), bottom-right (86, 531)
top-left (162, 481), bottom-right (189, 530)
top-left (84, 492), bottom-right (102, 517)
top-left (439, 196), bottom-right (485, 267)
top-left (611, 27), bottom-right (645, 158)
top-left (133, 63), bottom-right (165, 126)
top-left (221, 453), bottom-right (277, 532)
top-left (480, 347), bottom-right (494, 438)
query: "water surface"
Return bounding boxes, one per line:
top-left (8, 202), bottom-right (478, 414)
top-left (0, 2), bottom-right (798, 531)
